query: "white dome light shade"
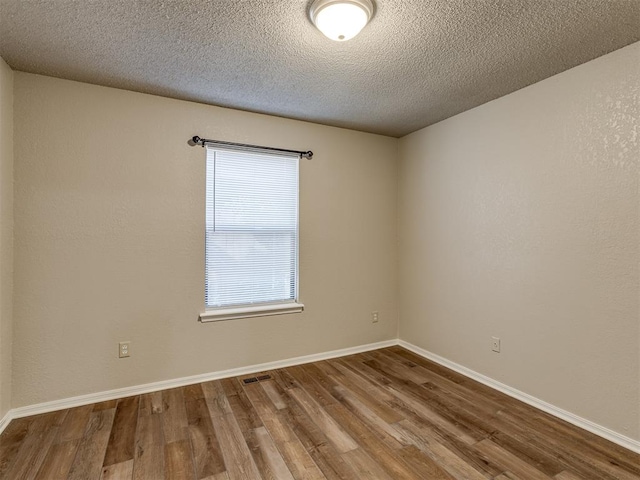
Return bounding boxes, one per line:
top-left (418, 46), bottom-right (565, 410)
top-left (310, 0), bottom-right (374, 41)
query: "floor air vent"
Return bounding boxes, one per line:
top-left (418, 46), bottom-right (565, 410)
top-left (242, 374), bottom-right (272, 385)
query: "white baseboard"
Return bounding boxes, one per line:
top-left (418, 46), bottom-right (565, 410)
top-left (0, 409), bottom-right (13, 434)
top-left (0, 339), bottom-right (397, 434)
top-left (398, 340), bottom-right (640, 454)
top-left (2, 337), bottom-right (638, 455)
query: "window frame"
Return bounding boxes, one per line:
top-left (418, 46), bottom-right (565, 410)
top-left (199, 145), bottom-right (304, 323)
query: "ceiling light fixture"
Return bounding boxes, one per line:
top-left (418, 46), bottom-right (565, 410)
top-left (310, 0), bottom-right (374, 42)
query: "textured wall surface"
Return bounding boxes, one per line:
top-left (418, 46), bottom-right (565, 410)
top-left (0, 57), bottom-right (14, 419)
top-left (1, 1), bottom-right (638, 137)
top-left (12, 74), bottom-right (398, 407)
top-left (399, 43), bottom-right (639, 441)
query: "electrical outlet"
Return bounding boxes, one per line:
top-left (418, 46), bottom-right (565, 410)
top-left (371, 311), bottom-right (379, 323)
top-left (491, 336), bottom-right (500, 353)
top-left (119, 341), bottom-right (131, 358)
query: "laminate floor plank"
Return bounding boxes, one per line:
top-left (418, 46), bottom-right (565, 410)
top-left (0, 417), bottom-right (33, 477)
top-left (340, 448), bottom-right (395, 480)
top-left (1, 347), bottom-right (637, 480)
top-left (328, 358), bottom-right (399, 404)
top-left (326, 362), bottom-right (518, 478)
top-left (495, 473), bottom-right (523, 480)
top-left (103, 396), bottom-right (140, 467)
top-left (203, 381), bottom-right (262, 480)
top-left (396, 444), bottom-right (457, 480)
top-left (34, 439), bottom-right (80, 479)
top-left (481, 398), bottom-right (640, 477)
top-left (324, 402), bottom-right (429, 480)
top-left (473, 439), bottom-right (552, 480)
top-left (269, 378), bottom-right (360, 480)
top-left (202, 381), bottom-right (234, 418)
top-left (162, 388), bottom-right (190, 444)
top-left (93, 400), bottom-right (118, 412)
top-left (329, 383), bottom-right (411, 449)
top-left (220, 377), bottom-right (263, 434)
top-left (101, 459), bottom-right (134, 480)
top-left (184, 384), bottom-right (206, 402)
top-left (554, 471), bottom-right (584, 480)
top-left (201, 473), bottom-right (229, 480)
top-left (374, 349), bottom-right (509, 421)
top-left (56, 405), bottom-right (94, 444)
top-left (6, 427), bottom-right (58, 480)
top-left (508, 410), bottom-right (640, 480)
top-left (356, 362), bottom-right (481, 446)
top-left (208, 413), bottom-right (262, 480)
top-left (502, 421), bottom-right (638, 480)
top-left (287, 387), bottom-right (359, 454)
top-left (287, 365), bottom-right (339, 408)
top-left (224, 377), bottom-right (292, 480)
top-left (243, 382), bottom-right (325, 480)
top-left (361, 356), bottom-right (487, 443)
top-left (388, 346), bottom-right (473, 384)
top-left (316, 361), bottom-right (404, 424)
top-left (164, 439), bottom-right (196, 480)
top-left (253, 425), bottom-right (295, 480)
top-left (388, 349), bottom-right (561, 424)
top-left (66, 408), bottom-right (116, 480)
top-left (185, 395), bottom-right (226, 479)
top-left (367, 349), bottom-right (437, 385)
top-left (235, 426), bottom-right (276, 480)
top-left (393, 418), bottom-right (491, 480)
top-left (133, 407), bottom-right (164, 480)
top-left (4, 411), bottom-right (65, 480)
top-left (139, 392), bottom-right (163, 416)
top-left (260, 380), bottom-right (288, 411)
top-left (487, 430), bottom-right (576, 478)
top-left (220, 378), bottom-right (272, 478)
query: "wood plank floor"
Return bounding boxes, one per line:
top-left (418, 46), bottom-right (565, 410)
top-left (0, 346), bottom-right (638, 479)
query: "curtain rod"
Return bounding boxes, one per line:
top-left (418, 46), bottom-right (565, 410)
top-left (190, 136), bottom-right (313, 160)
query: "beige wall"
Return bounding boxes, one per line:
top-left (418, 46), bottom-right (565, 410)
top-left (399, 43), bottom-right (639, 440)
top-left (12, 73), bottom-right (398, 407)
top-left (0, 57), bottom-right (14, 419)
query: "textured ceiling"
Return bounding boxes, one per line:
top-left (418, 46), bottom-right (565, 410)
top-left (0, 1), bottom-right (639, 137)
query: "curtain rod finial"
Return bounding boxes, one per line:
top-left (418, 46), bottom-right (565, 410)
top-left (189, 136), bottom-right (202, 147)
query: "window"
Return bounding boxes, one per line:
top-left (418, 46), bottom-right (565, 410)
top-left (200, 145), bottom-right (303, 322)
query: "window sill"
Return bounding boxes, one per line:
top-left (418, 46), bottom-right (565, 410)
top-left (199, 302), bottom-right (304, 323)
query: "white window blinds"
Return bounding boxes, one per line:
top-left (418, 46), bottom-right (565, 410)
top-left (205, 146), bottom-right (299, 309)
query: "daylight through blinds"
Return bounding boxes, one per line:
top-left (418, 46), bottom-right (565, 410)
top-left (205, 146), bottom-right (299, 309)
